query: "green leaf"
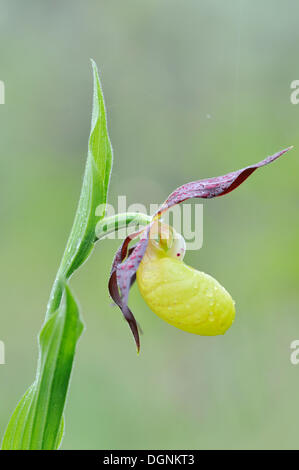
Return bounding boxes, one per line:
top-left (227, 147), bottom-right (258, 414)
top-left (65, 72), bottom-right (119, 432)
top-left (45, 60), bottom-right (113, 320)
top-left (2, 284), bottom-right (83, 450)
top-left (57, 59), bottom-right (113, 285)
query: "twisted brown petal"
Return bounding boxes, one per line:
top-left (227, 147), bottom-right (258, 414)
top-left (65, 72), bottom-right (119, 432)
top-left (108, 224), bottom-right (153, 351)
top-left (157, 147), bottom-right (292, 214)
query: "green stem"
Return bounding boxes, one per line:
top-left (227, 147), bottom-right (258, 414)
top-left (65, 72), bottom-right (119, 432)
top-left (45, 212), bottom-right (152, 320)
top-left (95, 212), bottom-right (152, 240)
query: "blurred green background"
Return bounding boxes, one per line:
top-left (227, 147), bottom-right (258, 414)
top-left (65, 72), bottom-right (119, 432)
top-left (0, 0), bottom-right (299, 450)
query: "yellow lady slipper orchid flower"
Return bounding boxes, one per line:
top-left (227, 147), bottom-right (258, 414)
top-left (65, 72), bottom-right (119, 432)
top-left (108, 146), bottom-right (292, 351)
top-left (136, 225), bottom-right (235, 336)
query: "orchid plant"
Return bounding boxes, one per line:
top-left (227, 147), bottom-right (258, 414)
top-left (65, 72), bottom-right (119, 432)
top-left (1, 61), bottom-right (292, 450)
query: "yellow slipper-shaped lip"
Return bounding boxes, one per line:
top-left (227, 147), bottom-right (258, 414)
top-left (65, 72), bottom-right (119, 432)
top-left (137, 229), bottom-right (235, 336)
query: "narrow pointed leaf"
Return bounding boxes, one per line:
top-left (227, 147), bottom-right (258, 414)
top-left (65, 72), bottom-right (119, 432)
top-left (2, 284), bottom-right (83, 450)
top-left (57, 60), bottom-right (113, 285)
